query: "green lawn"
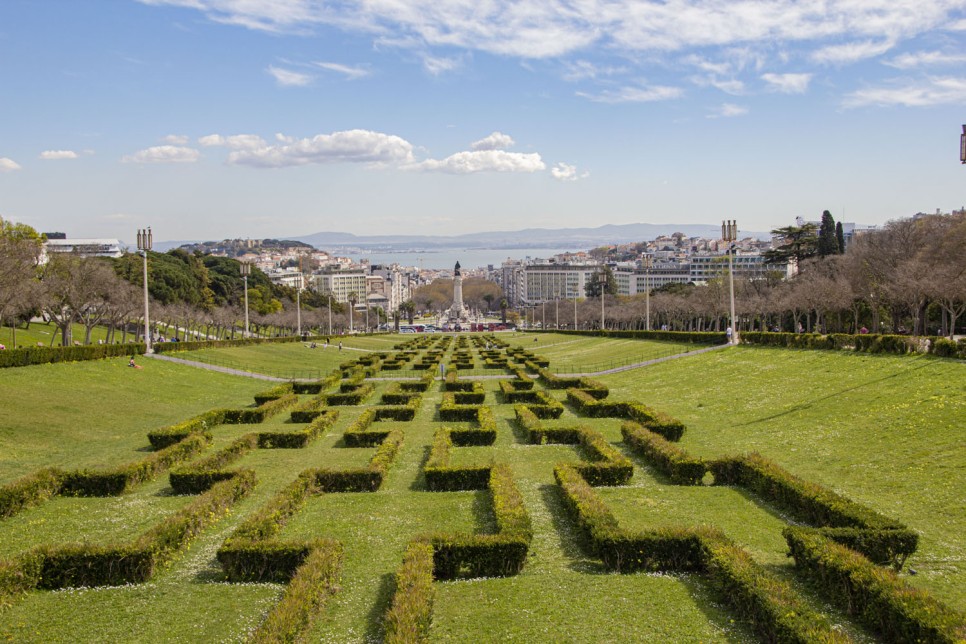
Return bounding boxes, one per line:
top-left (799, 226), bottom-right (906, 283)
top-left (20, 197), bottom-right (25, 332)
top-left (600, 345), bottom-right (966, 609)
top-left (0, 358), bottom-right (267, 483)
top-left (507, 333), bottom-right (709, 372)
top-left (171, 334), bottom-right (402, 378)
top-left (0, 335), bottom-right (962, 641)
top-left (0, 321), bottom-right (119, 349)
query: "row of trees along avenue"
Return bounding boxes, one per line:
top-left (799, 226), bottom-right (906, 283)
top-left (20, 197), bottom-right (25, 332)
top-left (1, 209), bottom-right (963, 346)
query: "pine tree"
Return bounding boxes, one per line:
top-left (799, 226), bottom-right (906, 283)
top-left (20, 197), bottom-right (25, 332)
top-left (835, 221), bottom-right (846, 253)
top-left (817, 210), bottom-right (839, 257)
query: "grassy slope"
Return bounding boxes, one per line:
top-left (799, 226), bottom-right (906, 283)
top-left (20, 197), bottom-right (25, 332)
top-left (507, 333), bottom-right (701, 371)
top-left (601, 345), bottom-right (966, 609)
top-left (0, 357), bottom-right (267, 483)
top-left (0, 336), bottom-right (962, 641)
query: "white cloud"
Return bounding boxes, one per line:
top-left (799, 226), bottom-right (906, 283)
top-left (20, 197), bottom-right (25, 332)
top-left (121, 145), bottom-right (201, 164)
top-left (690, 75), bottom-right (745, 95)
top-left (551, 162), bottom-right (588, 181)
top-left (225, 129), bottom-right (415, 167)
top-left (811, 40), bottom-right (895, 65)
top-left (885, 50), bottom-right (966, 69)
top-left (577, 84), bottom-right (684, 103)
top-left (707, 103), bottom-right (748, 118)
top-left (140, 0), bottom-right (961, 62)
top-left (267, 65), bottom-right (312, 86)
top-left (843, 76), bottom-right (966, 108)
top-left (761, 72), bottom-right (813, 93)
top-left (413, 149), bottom-right (545, 174)
top-left (0, 157), bottom-right (21, 172)
top-left (313, 61), bottom-right (371, 79)
top-left (562, 60), bottom-right (629, 82)
top-left (162, 134), bottom-right (190, 145)
top-left (198, 134), bottom-right (268, 150)
top-left (471, 132), bottom-right (515, 151)
top-left (421, 55), bottom-right (463, 76)
top-left (39, 150), bottom-right (79, 160)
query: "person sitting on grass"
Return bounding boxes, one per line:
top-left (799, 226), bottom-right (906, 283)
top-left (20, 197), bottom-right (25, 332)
top-left (128, 357), bottom-right (143, 370)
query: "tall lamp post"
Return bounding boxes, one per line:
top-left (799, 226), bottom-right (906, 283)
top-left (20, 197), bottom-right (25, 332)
top-left (240, 261), bottom-right (251, 338)
top-left (555, 298), bottom-right (559, 330)
top-left (960, 125), bottom-right (966, 164)
top-left (136, 227), bottom-right (153, 353)
top-left (327, 292), bottom-right (333, 336)
top-left (643, 255), bottom-right (653, 331)
top-left (296, 274), bottom-right (302, 337)
top-left (574, 296), bottom-right (578, 330)
top-left (722, 219), bottom-right (738, 344)
top-left (541, 301), bottom-right (545, 329)
top-left (598, 272), bottom-right (606, 331)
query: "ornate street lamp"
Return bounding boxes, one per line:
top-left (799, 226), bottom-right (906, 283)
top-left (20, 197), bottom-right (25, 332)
top-left (136, 227), bottom-right (153, 353)
top-left (722, 220), bottom-right (738, 344)
top-left (240, 261), bottom-right (251, 338)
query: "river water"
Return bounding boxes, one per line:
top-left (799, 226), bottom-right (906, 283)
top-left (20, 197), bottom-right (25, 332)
top-left (343, 247), bottom-right (588, 270)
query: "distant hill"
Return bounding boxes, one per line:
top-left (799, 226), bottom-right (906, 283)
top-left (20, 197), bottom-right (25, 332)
top-left (148, 223), bottom-right (773, 254)
top-left (290, 223), bottom-right (769, 250)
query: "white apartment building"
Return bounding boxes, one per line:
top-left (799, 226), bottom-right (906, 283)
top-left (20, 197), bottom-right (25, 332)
top-left (314, 267), bottom-right (368, 304)
top-left (520, 261), bottom-right (599, 304)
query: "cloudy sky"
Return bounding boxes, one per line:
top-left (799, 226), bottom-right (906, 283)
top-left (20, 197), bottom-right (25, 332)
top-left (1, 0), bottom-right (965, 242)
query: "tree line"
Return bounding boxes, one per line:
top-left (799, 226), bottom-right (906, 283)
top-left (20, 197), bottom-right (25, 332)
top-left (0, 219), bottom-right (370, 347)
top-left (571, 211), bottom-right (965, 338)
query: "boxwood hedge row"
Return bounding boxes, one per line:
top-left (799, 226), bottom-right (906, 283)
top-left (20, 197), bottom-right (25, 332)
top-left (784, 527), bottom-right (966, 643)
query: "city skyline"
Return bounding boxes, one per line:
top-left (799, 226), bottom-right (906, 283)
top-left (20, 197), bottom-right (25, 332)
top-left (1, 0), bottom-right (965, 241)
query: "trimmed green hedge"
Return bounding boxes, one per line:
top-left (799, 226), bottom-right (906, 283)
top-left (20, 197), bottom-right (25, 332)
top-left (424, 428), bottom-right (492, 491)
top-left (249, 540), bottom-right (344, 644)
top-left (553, 464), bottom-right (847, 643)
top-left (169, 434), bottom-right (257, 494)
top-left (147, 409), bottom-right (227, 449)
top-left (541, 329), bottom-right (726, 344)
top-left (429, 465), bottom-right (532, 580)
top-left (0, 342), bottom-right (148, 369)
top-left (785, 527), bottom-right (966, 643)
top-left (0, 468), bottom-right (63, 519)
top-left (258, 409), bottom-right (339, 449)
top-left (566, 389), bottom-right (685, 440)
top-left (384, 540), bottom-right (435, 643)
top-left (740, 331), bottom-right (965, 358)
top-left (6, 473), bottom-right (254, 595)
top-left (253, 382), bottom-right (294, 405)
top-left (711, 453), bottom-right (916, 568)
top-left (621, 421), bottom-right (706, 484)
top-left (60, 434), bottom-right (209, 496)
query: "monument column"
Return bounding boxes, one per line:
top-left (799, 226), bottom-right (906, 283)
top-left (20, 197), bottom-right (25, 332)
top-left (452, 261), bottom-right (464, 319)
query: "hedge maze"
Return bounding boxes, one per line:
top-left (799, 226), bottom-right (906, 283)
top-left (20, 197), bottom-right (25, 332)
top-left (1, 333), bottom-right (965, 642)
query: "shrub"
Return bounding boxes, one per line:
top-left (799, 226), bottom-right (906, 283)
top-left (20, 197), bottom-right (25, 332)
top-left (250, 540), bottom-right (343, 643)
top-left (147, 409), bottom-right (227, 449)
top-left (0, 468), bottom-right (63, 519)
top-left (784, 527), bottom-right (966, 643)
top-left (424, 428), bottom-right (492, 491)
top-left (253, 382), bottom-right (295, 405)
top-left (60, 433), bottom-right (209, 496)
top-left (621, 421), bottom-right (705, 484)
top-left (258, 409), bottom-right (339, 449)
top-left (0, 342), bottom-right (146, 369)
top-left (169, 433), bottom-right (258, 494)
top-left (384, 541), bottom-right (435, 643)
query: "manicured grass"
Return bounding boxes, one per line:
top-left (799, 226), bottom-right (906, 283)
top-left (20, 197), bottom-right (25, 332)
top-left (0, 358), bottom-right (267, 483)
top-left (1, 335), bottom-right (961, 641)
top-left (172, 334), bottom-right (401, 378)
top-left (508, 333), bottom-right (707, 371)
top-left (0, 321), bottom-right (118, 348)
top-left (601, 345), bottom-right (966, 610)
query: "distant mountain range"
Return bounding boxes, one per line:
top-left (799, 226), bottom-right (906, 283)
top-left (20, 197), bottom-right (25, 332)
top-left (154, 222), bottom-right (771, 253)
top-left (290, 223), bottom-right (771, 250)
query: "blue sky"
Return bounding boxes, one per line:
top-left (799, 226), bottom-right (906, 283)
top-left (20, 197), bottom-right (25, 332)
top-left (1, 0), bottom-right (965, 242)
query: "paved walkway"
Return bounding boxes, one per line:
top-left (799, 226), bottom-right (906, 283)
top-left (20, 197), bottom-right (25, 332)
top-left (148, 343), bottom-right (731, 382)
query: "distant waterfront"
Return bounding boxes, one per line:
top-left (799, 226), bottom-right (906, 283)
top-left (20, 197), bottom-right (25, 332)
top-left (343, 247), bottom-right (588, 270)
